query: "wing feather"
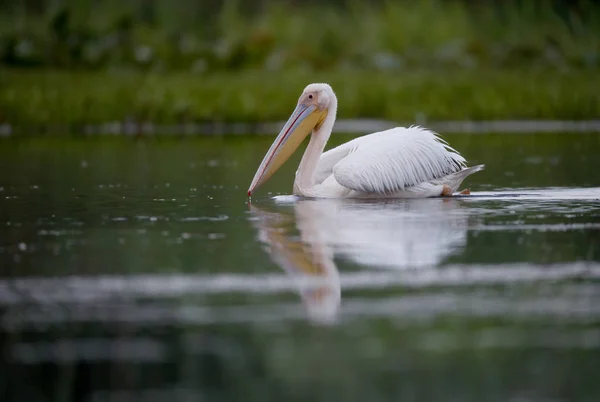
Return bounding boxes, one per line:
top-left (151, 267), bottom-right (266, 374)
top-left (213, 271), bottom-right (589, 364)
top-left (332, 126), bottom-right (466, 194)
top-left (312, 140), bottom-right (356, 185)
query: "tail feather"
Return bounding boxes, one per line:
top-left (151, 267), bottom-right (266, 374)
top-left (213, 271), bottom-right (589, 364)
top-left (433, 164), bottom-right (485, 192)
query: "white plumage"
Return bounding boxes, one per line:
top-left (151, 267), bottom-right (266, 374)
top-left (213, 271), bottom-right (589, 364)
top-left (315, 126), bottom-right (468, 194)
top-left (248, 83), bottom-right (484, 198)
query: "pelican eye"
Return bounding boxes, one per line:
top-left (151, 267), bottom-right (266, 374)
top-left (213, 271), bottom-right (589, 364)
top-left (308, 94), bottom-right (313, 100)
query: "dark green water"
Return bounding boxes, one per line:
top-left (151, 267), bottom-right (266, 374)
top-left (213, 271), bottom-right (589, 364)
top-left (1, 133), bottom-right (599, 402)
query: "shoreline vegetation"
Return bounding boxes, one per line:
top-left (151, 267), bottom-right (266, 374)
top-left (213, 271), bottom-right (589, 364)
top-left (1, 68), bottom-right (599, 129)
top-left (1, 0), bottom-right (599, 130)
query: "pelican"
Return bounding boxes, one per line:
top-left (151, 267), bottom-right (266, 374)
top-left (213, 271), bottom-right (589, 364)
top-left (248, 83), bottom-right (484, 198)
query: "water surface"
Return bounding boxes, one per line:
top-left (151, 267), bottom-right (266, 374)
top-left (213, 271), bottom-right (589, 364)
top-left (0, 133), bottom-right (599, 401)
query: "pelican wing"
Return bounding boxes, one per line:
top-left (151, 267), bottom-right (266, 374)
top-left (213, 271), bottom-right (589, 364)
top-left (313, 141), bottom-right (356, 185)
top-left (331, 126), bottom-right (467, 194)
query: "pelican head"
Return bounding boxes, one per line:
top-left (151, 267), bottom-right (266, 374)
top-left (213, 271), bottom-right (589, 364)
top-left (247, 83), bottom-right (335, 197)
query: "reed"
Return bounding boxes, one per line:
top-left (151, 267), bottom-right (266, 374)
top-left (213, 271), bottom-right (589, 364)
top-left (1, 68), bottom-right (598, 127)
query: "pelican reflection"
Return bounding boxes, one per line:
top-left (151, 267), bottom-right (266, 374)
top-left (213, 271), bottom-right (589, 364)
top-left (249, 197), bottom-right (470, 322)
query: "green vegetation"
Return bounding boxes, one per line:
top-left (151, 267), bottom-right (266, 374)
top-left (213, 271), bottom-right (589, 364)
top-left (1, 68), bottom-right (599, 127)
top-left (0, 0), bottom-right (599, 128)
top-left (2, 0), bottom-right (599, 71)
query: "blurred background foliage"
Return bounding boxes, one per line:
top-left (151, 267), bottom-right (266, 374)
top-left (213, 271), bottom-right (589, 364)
top-left (1, 0), bottom-right (599, 72)
top-left (1, 0), bottom-right (599, 127)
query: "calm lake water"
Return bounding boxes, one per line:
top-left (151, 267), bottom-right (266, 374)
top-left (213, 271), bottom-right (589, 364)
top-left (1, 132), bottom-right (599, 402)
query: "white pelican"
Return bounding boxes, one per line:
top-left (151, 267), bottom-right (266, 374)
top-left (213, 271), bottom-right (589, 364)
top-left (248, 83), bottom-right (484, 198)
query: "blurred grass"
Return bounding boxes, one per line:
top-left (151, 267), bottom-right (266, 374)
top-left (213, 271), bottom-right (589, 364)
top-left (2, 0), bottom-right (599, 71)
top-left (0, 0), bottom-right (599, 126)
top-left (1, 68), bottom-right (598, 126)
